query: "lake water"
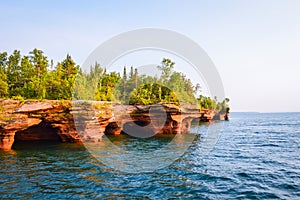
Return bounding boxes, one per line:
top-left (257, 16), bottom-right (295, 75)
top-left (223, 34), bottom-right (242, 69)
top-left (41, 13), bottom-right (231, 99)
top-left (0, 113), bottom-right (299, 199)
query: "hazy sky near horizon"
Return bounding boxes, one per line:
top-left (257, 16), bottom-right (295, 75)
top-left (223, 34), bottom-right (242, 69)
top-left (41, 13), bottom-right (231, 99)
top-left (1, 0), bottom-right (300, 112)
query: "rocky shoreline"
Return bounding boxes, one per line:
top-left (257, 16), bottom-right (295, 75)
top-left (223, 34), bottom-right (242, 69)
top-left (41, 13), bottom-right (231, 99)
top-left (0, 100), bottom-right (229, 150)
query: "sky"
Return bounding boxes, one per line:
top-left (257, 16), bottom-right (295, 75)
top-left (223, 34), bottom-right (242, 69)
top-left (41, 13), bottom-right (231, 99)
top-left (1, 0), bottom-right (300, 112)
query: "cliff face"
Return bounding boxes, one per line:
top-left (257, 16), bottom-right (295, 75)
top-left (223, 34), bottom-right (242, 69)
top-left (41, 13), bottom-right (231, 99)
top-left (0, 100), bottom-right (78, 150)
top-left (0, 100), bottom-right (226, 150)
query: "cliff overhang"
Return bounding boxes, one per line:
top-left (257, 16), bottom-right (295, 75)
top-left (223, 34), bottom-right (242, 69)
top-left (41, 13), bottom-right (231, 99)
top-left (0, 100), bottom-right (229, 150)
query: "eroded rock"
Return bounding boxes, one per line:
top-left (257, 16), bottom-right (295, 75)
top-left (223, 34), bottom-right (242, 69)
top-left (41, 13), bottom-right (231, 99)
top-left (0, 100), bottom-right (225, 150)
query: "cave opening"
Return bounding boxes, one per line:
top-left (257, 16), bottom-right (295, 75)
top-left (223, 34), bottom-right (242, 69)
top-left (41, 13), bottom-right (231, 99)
top-left (104, 122), bottom-right (121, 135)
top-left (122, 121), bottom-right (154, 137)
top-left (12, 121), bottom-right (62, 148)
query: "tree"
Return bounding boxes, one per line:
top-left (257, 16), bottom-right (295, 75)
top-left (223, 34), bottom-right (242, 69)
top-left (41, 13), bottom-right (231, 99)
top-left (116, 66), bottom-right (142, 103)
top-left (7, 50), bottom-right (22, 97)
top-left (122, 66), bottom-right (127, 102)
top-left (194, 83), bottom-right (201, 96)
top-left (0, 49), bottom-right (231, 112)
top-left (128, 83), bottom-right (177, 105)
top-left (29, 49), bottom-right (48, 80)
top-left (95, 70), bottom-right (121, 101)
top-left (129, 66), bottom-right (134, 79)
top-left (20, 56), bottom-right (35, 98)
top-left (157, 58), bottom-right (175, 83)
top-left (167, 71), bottom-right (196, 104)
top-left (0, 52), bottom-right (7, 71)
top-left (29, 49), bottom-right (48, 99)
top-left (157, 58), bottom-right (175, 101)
top-left (134, 68), bottom-right (138, 88)
top-left (55, 54), bottom-right (79, 99)
top-left (0, 52), bottom-right (8, 97)
top-left (73, 68), bottom-right (89, 100)
top-left (0, 70), bottom-right (8, 97)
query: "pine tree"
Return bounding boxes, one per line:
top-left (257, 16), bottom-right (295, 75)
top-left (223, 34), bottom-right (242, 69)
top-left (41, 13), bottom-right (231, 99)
top-left (20, 56), bottom-right (35, 98)
top-left (7, 50), bottom-right (22, 97)
top-left (29, 49), bottom-right (48, 99)
top-left (56, 54), bottom-right (79, 99)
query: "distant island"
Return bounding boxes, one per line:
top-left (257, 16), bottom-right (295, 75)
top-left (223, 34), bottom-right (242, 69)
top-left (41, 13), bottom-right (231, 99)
top-left (0, 49), bottom-right (230, 150)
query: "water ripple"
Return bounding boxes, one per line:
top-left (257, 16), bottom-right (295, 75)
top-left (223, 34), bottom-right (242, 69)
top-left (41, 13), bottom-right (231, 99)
top-left (0, 113), bottom-right (300, 199)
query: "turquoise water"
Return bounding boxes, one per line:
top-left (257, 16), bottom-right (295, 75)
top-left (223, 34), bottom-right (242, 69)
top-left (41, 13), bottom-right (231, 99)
top-left (0, 113), bottom-right (299, 199)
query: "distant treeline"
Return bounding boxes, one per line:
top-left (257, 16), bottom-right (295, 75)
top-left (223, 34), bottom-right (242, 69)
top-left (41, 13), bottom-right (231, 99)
top-left (0, 49), bottom-right (229, 111)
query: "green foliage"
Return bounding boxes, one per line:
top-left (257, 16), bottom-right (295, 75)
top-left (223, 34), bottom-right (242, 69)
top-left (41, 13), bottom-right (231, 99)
top-left (158, 58), bottom-right (175, 84)
top-left (0, 49), bottom-right (79, 100)
top-left (128, 83), bottom-right (178, 105)
top-left (55, 54), bottom-right (79, 99)
top-left (0, 50), bottom-right (230, 111)
top-left (167, 72), bottom-right (196, 104)
top-left (95, 71), bottom-right (121, 101)
top-left (11, 95), bottom-right (24, 101)
top-left (0, 53), bottom-right (8, 97)
top-left (125, 60), bottom-right (196, 105)
top-left (0, 76), bottom-right (8, 97)
top-left (6, 50), bottom-right (22, 97)
top-left (197, 95), bottom-right (230, 112)
top-left (29, 49), bottom-right (48, 99)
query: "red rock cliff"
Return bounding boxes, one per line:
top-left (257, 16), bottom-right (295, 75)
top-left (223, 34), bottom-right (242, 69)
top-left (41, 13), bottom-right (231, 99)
top-left (0, 100), bottom-right (224, 150)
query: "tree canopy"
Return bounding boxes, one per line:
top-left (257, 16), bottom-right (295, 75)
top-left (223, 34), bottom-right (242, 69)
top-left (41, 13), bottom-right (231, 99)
top-left (0, 49), bottom-right (230, 111)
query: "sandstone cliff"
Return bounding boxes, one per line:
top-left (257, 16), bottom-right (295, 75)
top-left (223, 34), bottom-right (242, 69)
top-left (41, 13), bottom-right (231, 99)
top-left (0, 100), bottom-right (226, 150)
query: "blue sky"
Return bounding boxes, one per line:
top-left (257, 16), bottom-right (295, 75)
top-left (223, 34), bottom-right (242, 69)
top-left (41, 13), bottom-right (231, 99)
top-left (1, 0), bottom-right (300, 112)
